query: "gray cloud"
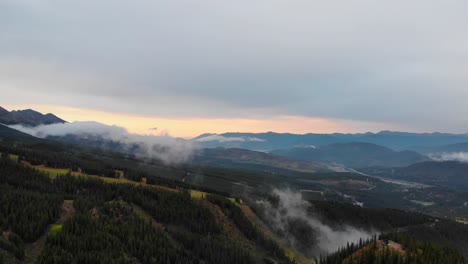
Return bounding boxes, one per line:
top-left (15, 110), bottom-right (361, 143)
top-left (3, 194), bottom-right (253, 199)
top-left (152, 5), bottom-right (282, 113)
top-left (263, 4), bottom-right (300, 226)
top-left (8, 121), bottom-right (195, 164)
top-left (1, 0), bottom-right (468, 131)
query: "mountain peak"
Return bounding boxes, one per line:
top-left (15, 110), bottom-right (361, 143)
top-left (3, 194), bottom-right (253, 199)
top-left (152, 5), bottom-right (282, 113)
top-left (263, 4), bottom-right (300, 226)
top-left (0, 106), bottom-right (8, 115)
top-left (0, 106), bottom-right (66, 126)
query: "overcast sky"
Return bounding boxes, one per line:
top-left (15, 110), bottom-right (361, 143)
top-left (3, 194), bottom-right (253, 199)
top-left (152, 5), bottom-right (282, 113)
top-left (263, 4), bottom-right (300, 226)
top-left (1, 0), bottom-right (468, 137)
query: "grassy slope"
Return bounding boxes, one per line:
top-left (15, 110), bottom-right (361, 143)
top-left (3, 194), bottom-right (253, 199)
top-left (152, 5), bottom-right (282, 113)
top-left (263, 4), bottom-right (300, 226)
top-left (23, 162), bottom-right (181, 193)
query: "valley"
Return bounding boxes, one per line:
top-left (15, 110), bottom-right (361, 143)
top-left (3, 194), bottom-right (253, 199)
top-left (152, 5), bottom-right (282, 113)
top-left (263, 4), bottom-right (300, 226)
top-left (1, 112), bottom-right (468, 263)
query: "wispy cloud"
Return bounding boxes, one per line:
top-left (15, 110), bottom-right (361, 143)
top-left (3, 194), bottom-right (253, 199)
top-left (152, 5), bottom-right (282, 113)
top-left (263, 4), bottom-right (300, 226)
top-left (195, 134), bottom-right (265, 143)
top-left (430, 152), bottom-right (468, 163)
top-left (257, 188), bottom-right (374, 257)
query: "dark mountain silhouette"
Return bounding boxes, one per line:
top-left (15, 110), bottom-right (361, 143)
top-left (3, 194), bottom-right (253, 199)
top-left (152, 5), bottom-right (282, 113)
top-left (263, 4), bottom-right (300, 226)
top-left (0, 106), bottom-right (66, 126)
top-left (0, 106), bottom-right (8, 115)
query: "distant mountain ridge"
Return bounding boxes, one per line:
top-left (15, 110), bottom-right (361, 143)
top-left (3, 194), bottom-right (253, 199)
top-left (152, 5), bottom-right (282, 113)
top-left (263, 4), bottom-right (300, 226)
top-left (193, 131), bottom-right (468, 151)
top-left (0, 106), bottom-right (66, 126)
top-left (272, 142), bottom-right (427, 168)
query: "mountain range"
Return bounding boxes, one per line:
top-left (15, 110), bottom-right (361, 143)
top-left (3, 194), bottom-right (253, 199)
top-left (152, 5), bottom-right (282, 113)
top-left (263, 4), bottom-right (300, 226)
top-left (193, 131), bottom-right (468, 151)
top-left (3, 106), bottom-right (468, 154)
top-left (3, 106), bottom-right (468, 172)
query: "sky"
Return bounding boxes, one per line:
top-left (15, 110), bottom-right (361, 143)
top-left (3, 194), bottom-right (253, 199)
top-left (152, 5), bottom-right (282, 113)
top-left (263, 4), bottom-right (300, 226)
top-left (1, 0), bottom-right (468, 138)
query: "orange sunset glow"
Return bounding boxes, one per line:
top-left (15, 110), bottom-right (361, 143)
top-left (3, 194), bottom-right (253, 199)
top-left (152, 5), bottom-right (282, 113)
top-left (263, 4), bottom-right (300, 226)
top-left (3, 104), bottom-right (389, 138)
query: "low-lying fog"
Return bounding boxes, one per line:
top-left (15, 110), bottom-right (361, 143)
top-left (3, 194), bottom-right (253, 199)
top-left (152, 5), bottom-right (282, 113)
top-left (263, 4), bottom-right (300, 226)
top-left (257, 188), bottom-right (375, 257)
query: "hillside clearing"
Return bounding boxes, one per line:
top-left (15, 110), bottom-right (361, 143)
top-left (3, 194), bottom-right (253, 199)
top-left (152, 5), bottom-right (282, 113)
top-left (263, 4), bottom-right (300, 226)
top-left (24, 163), bottom-right (246, 203)
top-left (0, 152), bottom-right (18, 162)
top-left (22, 162), bottom-right (183, 193)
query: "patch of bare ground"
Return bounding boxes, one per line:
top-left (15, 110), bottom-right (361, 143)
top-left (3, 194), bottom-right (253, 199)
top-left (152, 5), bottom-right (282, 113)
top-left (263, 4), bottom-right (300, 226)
top-left (386, 240), bottom-right (405, 255)
top-left (62, 200), bottom-right (76, 215)
top-left (89, 207), bottom-right (100, 219)
top-left (1, 230), bottom-right (12, 240)
top-left (149, 217), bottom-right (165, 230)
top-left (343, 240), bottom-right (405, 263)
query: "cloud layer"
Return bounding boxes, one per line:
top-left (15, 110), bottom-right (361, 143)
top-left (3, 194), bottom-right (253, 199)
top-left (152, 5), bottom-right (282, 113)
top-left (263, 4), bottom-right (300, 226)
top-left (9, 121), bottom-right (195, 164)
top-left (1, 1), bottom-right (468, 132)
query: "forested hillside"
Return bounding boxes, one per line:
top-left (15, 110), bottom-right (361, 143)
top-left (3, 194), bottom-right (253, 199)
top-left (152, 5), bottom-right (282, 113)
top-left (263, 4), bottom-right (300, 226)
top-left (0, 132), bottom-right (467, 263)
top-left (0, 156), bottom-right (296, 264)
